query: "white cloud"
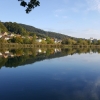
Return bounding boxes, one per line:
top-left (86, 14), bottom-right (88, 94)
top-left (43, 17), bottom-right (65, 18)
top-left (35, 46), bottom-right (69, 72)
top-left (86, 0), bottom-right (100, 12)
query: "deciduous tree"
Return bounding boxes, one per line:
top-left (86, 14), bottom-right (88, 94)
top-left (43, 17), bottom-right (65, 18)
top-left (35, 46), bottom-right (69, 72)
top-left (18, 0), bottom-right (40, 13)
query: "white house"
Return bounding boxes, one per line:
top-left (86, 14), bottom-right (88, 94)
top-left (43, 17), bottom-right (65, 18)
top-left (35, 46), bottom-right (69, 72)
top-left (0, 35), bottom-right (2, 38)
top-left (4, 36), bottom-right (10, 40)
top-left (0, 52), bottom-right (2, 56)
top-left (5, 51), bottom-right (9, 54)
top-left (2, 32), bottom-right (8, 36)
top-left (36, 39), bottom-right (42, 42)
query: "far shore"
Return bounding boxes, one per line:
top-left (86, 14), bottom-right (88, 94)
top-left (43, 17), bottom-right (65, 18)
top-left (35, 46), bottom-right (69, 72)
top-left (0, 43), bottom-right (100, 48)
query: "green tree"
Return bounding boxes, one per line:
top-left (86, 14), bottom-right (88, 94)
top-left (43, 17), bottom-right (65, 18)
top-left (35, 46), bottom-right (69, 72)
top-left (0, 22), bottom-right (8, 33)
top-left (23, 37), bottom-right (31, 44)
top-left (11, 36), bottom-right (23, 43)
top-left (18, 0), bottom-right (40, 13)
top-left (0, 38), bottom-right (8, 43)
top-left (41, 39), bottom-right (47, 44)
top-left (97, 40), bottom-right (100, 45)
top-left (62, 38), bottom-right (76, 45)
top-left (31, 34), bottom-right (36, 44)
top-left (46, 37), bottom-right (51, 44)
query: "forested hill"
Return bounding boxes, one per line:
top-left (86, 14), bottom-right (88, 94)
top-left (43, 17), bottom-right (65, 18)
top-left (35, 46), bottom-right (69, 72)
top-left (0, 22), bottom-right (8, 33)
top-left (3, 22), bottom-right (28, 36)
top-left (2, 22), bottom-right (74, 39)
top-left (19, 23), bottom-right (70, 39)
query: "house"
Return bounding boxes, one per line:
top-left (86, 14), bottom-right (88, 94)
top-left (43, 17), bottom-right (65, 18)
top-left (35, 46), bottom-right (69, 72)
top-left (2, 32), bottom-right (8, 36)
top-left (36, 39), bottom-right (42, 42)
top-left (54, 38), bottom-right (62, 44)
top-left (5, 51), bottom-right (9, 54)
top-left (4, 36), bottom-right (10, 40)
top-left (43, 38), bottom-right (46, 40)
top-left (0, 34), bottom-right (3, 38)
top-left (8, 33), bottom-right (15, 37)
top-left (0, 52), bottom-right (2, 56)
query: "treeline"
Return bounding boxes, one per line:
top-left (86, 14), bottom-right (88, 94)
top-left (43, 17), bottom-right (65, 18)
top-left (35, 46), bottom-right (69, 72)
top-left (62, 38), bottom-right (100, 45)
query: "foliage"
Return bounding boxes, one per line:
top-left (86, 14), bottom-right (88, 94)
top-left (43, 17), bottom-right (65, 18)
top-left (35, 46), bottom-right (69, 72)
top-left (18, 0), bottom-right (40, 13)
top-left (62, 38), bottom-right (76, 45)
top-left (11, 36), bottom-right (23, 43)
top-left (19, 23), bottom-right (71, 39)
top-left (0, 22), bottom-right (8, 33)
top-left (3, 22), bottom-right (27, 36)
top-left (0, 38), bottom-right (8, 43)
top-left (62, 38), bottom-right (92, 45)
top-left (46, 37), bottom-right (54, 44)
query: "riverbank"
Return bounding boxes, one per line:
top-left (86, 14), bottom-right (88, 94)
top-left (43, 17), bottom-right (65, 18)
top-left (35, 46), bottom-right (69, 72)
top-left (1, 43), bottom-right (100, 49)
top-left (0, 43), bottom-right (61, 48)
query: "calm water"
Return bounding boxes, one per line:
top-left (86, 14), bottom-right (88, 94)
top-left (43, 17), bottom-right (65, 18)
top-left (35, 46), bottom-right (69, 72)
top-left (0, 48), bottom-right (100, 100)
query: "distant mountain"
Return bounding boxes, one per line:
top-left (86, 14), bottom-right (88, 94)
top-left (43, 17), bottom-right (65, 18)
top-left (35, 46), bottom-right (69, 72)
top-left (2, 22), bottom-right (76, 40)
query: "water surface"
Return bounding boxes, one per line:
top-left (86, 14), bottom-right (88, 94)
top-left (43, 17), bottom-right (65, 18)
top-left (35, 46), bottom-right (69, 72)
top-left (0, 48), bottom-right (100, 100)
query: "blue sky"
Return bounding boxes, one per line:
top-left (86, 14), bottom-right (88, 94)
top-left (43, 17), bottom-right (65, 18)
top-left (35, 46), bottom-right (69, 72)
top-left (0, 0), bottom-right (100, 39)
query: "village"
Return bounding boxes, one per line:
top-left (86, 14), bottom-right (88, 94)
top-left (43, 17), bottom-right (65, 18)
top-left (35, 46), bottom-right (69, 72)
top-left (0, 32), bottom-right (62, 44)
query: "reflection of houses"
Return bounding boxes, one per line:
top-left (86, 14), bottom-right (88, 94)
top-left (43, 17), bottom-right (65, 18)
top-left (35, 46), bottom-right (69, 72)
top-left (43, 51), bottom-right (46, 53)
top-left (37, 49), bottom-right (42, 53)
top-left (0, 50), bottom-right (14, 58)
top-left (36, 49), bottom-right (46, 53)
top-left (3, 55), bottom-right (8, 58)
top-left (54, 48), bottom-right (61, 53)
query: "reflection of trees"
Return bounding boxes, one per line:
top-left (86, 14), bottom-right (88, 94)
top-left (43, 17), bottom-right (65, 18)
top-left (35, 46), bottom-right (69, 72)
top-left (0, 57), bottom-right (7, 68)
top-left (0, 47), bottom-right (100, 68)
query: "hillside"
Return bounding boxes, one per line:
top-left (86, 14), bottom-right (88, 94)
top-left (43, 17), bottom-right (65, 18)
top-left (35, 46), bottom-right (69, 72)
top-left (0, 22), bottom-right (8, 33)
top-left (3, 22), bottom-right (28, 36)
top-left (19, 23), bottom-right (70, 39)
top-left (2, 22), bottom-right (77, 40)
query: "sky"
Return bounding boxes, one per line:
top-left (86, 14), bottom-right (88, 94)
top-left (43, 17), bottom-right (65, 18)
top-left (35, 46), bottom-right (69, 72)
top-left (0, 0), bottom-right (100, 39)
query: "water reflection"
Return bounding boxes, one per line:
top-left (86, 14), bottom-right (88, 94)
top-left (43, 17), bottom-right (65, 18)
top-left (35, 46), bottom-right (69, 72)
top-left (0, 47), bottom-right (100, 68)
top-left (0, 47), bottom-right (100, 100)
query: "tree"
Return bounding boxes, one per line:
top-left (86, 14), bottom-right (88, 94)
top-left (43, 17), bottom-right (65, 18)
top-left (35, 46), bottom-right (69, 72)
top-left (0, 22), bottom-right (8, 33)
top-left (62, 38), bottom-right (76, 45)
top-left (18, 0), bottom-right (40, 13)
